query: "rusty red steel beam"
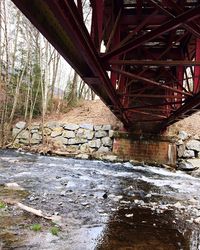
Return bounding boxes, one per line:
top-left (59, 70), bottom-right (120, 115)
top-left (123, 101), bottom-right (185, 110)
top-left (194, 39), bottom-right (200, 93)
top-left (110, 60), bottom-right (200, 66)
top-left (103, 6), bottom-right (200, 60)
top-left (106, 8), bottom-right (122, 52)
top-left (90, 0), bottom-right (104, 50)
top-left (119, 94), bottom-right (185, 99)
top-left (126, 108), bottom-right (170, 112)
top-left (156, 92), bottom-right (200, 131)
top-left (163, 0), bottom-right (200, 37)
top-left (112, 68), bottom-right (192, 96)
top-left (128, 119), bottom-right (164, 123)
top-left (11, 0), bottom-right (130, 127)
top-left (119, 10), bottom-right (158, 46)
top-left (125, 109), bottom-right (167, 118)
top-left (149, 0), bottom-right (200, 39)
top-left (77, 0), bottom-right (83, 20)
top-left (120, 15), bottom-right (168, 26)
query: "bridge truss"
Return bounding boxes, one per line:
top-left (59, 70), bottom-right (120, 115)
top-left (12, 0), bottom-right (200, 133)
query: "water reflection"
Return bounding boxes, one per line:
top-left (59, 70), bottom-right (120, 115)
top-left (96, 207), bottom-right (190, 250)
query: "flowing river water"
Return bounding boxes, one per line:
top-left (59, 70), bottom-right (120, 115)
top-left (0, 149), bottom-right (200, 249)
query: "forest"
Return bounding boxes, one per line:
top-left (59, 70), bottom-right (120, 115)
top-left (0, 0), bottom-right (94, 146)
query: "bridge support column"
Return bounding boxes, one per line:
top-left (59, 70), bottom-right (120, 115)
top-left (113, 132), bottom-right (176, 166)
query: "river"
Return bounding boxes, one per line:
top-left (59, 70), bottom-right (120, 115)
top-left (0, 149), bottom-right (200, 250)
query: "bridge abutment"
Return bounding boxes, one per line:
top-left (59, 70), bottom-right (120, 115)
top-left (113, 132), bottom-right (177, 167)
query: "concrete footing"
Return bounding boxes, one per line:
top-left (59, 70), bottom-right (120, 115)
top-left (113, 132), bottom-right (177, 166)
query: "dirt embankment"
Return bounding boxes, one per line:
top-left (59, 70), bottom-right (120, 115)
top-left (167, 112), bottom-right (200, 137)
top-left (38, 100), bottom-right (123, 130)
top-left (34, 99), bottom-right (199, 136)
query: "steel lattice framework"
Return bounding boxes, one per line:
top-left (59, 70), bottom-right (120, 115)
top-left (12, 0), bottom-right (200, 133)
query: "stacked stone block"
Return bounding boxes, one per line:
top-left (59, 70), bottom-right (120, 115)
top-left (13, 121), bottom-right (114, 153)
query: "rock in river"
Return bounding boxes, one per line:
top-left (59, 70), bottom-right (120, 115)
top-left (177, 160), bottom-right (197, 171)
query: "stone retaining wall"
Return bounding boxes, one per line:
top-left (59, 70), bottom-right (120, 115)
top-left (12, 121), bottom-right (114, 154)
top-left (177, 131), bottom-right (200, 159)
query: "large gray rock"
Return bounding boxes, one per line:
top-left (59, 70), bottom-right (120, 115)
top-left (109, 130), bottom-right (114, 138)
top-left (94, 125), bottom-right (102, 131)
top-left (178, 131), bottom-right (188, 141)
top-left (88, 139), bottom-right (101, 148)
top-left (65, 145), bottom-right (79, 152)
top-left (75, 154), bottom-right (90, 160)
top-left (46, 121), bottom-right (60, 129)
top-left (52, 136), bottom-right (68, 146)
top-left (101, 154), bottom-right (118, 162)
top-left (68, 138), bottom-right (87, 145)
top-left (182, 150), bottom-right (195, 158)
top-left (76, 128), bottom-right (94, 140)
top-left (80, 124), bottom-right (94, 130)
top-left (76, 128), bottom-right (84, 137)
top-left (83, 130), bottom-right (94, 140)
top-left (12, 128), bottom-right (20, 137)
top-left (186, 140), bottom-right (200, 152)
top-left (101, 137), bottom-right (113, 147)
top-left (51, 130), bottom-right (62, 138)
top-left (95, 130), bottom-right (107, 138)
top-left (62, 130), bottom-right (75, 138)
top-left (31, 129), bottom-right (39, 134)
top-left (177, 144), bottom-right (186, 158)
top-left (30, 139), bottom-right (41, 145)
top-left (79, 143), bottom-right (89, 153)
top-left (16, 121), bottom-right (26, 130)
top-left (63, 124), bottom-right (79, 130)
top-left (30, 133), bottom-right (42, 144)
top-left (19, 138), bottom-right (29, 145)
top-left (98, 146), bottom-right (110, 153)
top-left (176, 139), bottom-right (183, 146)
top-left (31, 124), bottom-right (40, 130)
top-left (18, 130), bottom-right (29, 140)
top-left (32, 133), bottom-right (42, 141)
top-left (102, 124), bottom-right (111, 131)
top-left (177, 160), bottom-right (197, 171)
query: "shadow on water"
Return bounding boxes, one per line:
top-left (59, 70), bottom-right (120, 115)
top-left (96, 207), bottom-right (190, 250)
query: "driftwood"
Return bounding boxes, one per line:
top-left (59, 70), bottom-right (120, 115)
top-left (17, 202), bottom-right (62, 224)
top-left (3, 198), bottom-right (61, 224)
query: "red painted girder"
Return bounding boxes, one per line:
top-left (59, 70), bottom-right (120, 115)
top-left (120, 15), bottom-right (168, 26)
top-left (119, 10), bottom-right (158, 46)
top-left (123, 102), bottom-right (185, 110)
top-left (119, 94), bottom-right (185, 99)
top-left (77, 0), bottom-right (83, 20)
top-left (176, 65), bottom-right (184, 108)
top-left (103, 6), bottom-right (200, 60)
top-left (157, 92), bottom-right (200, 131)
top-left (149, 0), bottom-right (200, 39)
top-left (103, 48), bottom-right (182, 60)
top-left (194, 39), bottom-right (200, 93)
top-left (112, 68), bottom-right (192, 97)
top-left (110, 60), bottom-right (200, 66)
top-left (128, 119), bottom-right (164, 123)
top-left (162, 0), bottom-right (200, 37)
top-left (125, 109), bottom-right (167, 119)
top-left (90, 0), bottom-right (104, 50)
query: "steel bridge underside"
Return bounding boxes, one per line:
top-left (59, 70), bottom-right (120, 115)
top-left (12, 0), bottom-right (200, 133)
